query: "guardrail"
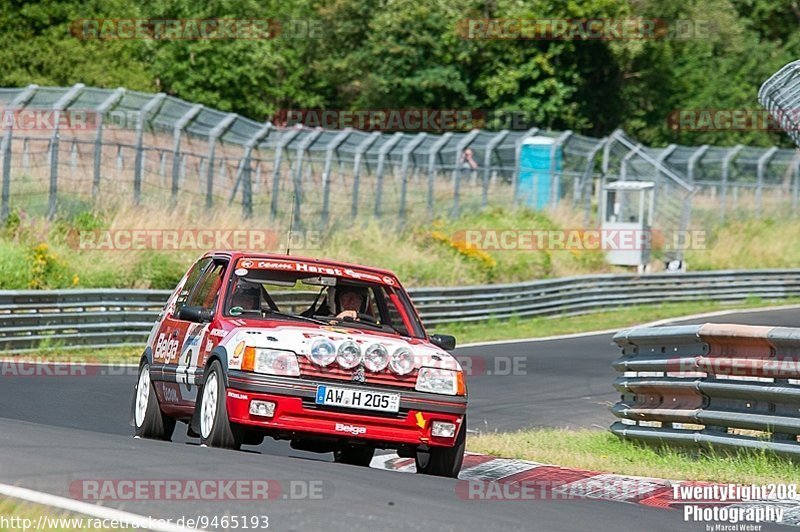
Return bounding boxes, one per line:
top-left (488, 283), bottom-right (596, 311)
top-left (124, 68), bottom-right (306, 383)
top-left (611, 323), bottom-right (800, 457)
top-left (2, 268), bottom-right (800, 352)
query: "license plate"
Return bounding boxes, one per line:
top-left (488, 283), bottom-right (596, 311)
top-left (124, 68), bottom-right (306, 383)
top-left (315, 385), bottom-right (400, 413)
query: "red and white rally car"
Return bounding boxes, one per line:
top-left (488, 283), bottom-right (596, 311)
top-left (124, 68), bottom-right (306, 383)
top-left (132, 251), bottom-right (467, 477)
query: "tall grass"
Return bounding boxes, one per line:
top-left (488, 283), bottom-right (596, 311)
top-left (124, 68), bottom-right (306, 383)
top-left (0, 204), bottom-right (798, 290)
top-left (685, 217), bottom-right (800, 270)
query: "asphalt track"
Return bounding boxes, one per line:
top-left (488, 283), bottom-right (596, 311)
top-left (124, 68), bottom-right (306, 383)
top-left (1, 307), bottom-right (798, 531)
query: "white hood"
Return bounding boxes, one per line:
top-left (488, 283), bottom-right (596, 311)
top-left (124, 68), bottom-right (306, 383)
top-left (222, 324), bottom-right (461, 372)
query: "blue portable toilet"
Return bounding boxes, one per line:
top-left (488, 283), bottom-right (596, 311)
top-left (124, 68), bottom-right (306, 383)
top-left (517, 136), bottom-right (563, 210)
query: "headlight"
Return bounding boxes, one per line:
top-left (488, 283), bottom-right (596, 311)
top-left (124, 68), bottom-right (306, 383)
top-left (253, 349), bottom-right (300, 377)
top-left (415, 367), bottom-right (462, 395)
top-left (390, 347), bottom-right (415, 375)
top-left (309, 338), bottom-right (336, 366)
top-left (336, 340), bottom-right (362, 369)
top-left (364, 343), bottom-right (389, 371)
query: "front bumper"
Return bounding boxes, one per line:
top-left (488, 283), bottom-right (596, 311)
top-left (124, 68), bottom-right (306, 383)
top-left (226, 371), bottom-right (467, 448)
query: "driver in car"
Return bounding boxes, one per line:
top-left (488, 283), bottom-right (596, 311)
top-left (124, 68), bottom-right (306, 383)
top-left (229, 282), bottom-right (261, 315)
top-left (336, 286), bottom-right (366, 320)
top-left (302, 285), bottom-right (373, 321)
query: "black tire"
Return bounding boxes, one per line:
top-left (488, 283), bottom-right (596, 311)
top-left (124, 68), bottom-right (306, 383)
top-left (198, 360), bottom-right (242, 450)
top-left (133, 362), bottom-right (176, 441)
top-left (415, 417), bottom-right (466, 478)
top-left (334, 446), bottom-right (375, 467)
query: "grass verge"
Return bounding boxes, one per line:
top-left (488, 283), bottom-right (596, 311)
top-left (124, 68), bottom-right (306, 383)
top-left (467, 429), bottom-right (798, 484)
top-left (4, 204), bottom-right (800, 290)
top-left (0, 497), bottom-right (115, 531)
top-left (3, 345), bottom-right (143, 364)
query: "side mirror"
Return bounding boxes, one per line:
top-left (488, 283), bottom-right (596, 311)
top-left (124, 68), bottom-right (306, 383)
top-left (430, 333), bottom-right (456, 351)
top-left (179, 306), bottom-right (213, 323)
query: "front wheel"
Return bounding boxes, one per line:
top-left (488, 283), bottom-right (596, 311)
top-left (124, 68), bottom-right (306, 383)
top-left (199, 360), bottom-right (242, 450)
top-left (133, 362), bottom-right (175, 441)
top-left (415, 417), bottom-right (466, 478)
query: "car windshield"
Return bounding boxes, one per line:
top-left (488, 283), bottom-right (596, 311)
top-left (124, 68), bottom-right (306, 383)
top-left (224, 260), bottom-right (426, 339)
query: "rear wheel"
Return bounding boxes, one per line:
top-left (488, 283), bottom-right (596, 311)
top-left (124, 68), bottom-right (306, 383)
top-left (333, 446), bottom-right (375, 467)
top-left (199, 360), bottom-right (242, 450)
top-left (133, 362), bottom-right (175, 441)
top-left (415, 417), bottom-right (466, 478)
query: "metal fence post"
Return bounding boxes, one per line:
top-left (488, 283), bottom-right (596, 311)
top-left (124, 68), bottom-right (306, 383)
top-left (602, 129), bottom-right (621, 176)
top-left (426, 133), bottom-right (452, 216)
top-left (483, 130), bottom-right (508, 208)
top-left (92, 88), bottom-right (125, 200)
top-left (687, 145), bottom-right (709, 184)
top-left (205, 113), bottom-right (237, 209)
top-left (292, 130), bottom-right (323, 227)
top-left (133, 93), bottom-right (165, 205)
top-left (398, 133), bottom-right (427, 221)
top-left (549, 130), bottom-right (572, 208)
top-left (48, 83), bottom-right (84, 220)
top-left (21, 139), bottom-right (29, 171)
top-left (320, 129), bottom-right (352, 226)
top-left (614, 132), bottom-right (692, 190)
top-left (270, 129), bottom-right (301, 220)
top-left (580, 137), bottom-right (607, 226)
top-left (228, 121), bottom-right (272, 218)
top-left (170, 104), bottom-right (202, 204)
top-left (758, 60), bottom-right (800, 149)
top-left (351, 132), bottom-right (381, 218)
top-left (792, 151), bottom-right (800, 214)
top-left (756, 146), bottom-right (778, 217)
top-left (451, 130), bottom-right (480, 216)
top-left (511, 127), bottom-right (538, 206)
top-left (374, 132), bottom-right (404, 218)
top-left (720, 145), bottom-right (742, 222)
top-left (653, 144), bottom-right (677, 228)
top-left (619, 143), bottom-right (644, 182)
top-left (0, 85), bottom-right (37, 223)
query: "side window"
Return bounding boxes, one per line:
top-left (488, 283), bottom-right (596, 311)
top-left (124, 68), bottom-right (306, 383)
top-left (173, 257), bottom-right (212, 317)
top-left (185, 261), bottom-right (227, 311)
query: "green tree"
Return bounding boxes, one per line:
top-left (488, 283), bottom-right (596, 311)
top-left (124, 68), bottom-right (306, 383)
top-left (144, 0), bottom-right (324, 118)
top-left (0, 0), bottom-right (151, 89)
top-left (617, 0), bottom-right (796, 146)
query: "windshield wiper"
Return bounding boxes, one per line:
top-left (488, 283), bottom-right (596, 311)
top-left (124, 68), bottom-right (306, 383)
top-left (330, 317), bottom-right (396, 334)
top-left (266, 310), bottom-right (330, 326)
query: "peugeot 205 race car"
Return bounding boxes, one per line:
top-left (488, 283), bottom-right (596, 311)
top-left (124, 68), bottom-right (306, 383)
top-left (132, 251), bottom-right (467, 477)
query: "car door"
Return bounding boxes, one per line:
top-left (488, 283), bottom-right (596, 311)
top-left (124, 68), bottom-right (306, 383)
top-left (152, 257), bottom-right (226, 411)
top-left (152, 256), bottom-right (211, 366)
top-left (171, 259), bottom-right (227, 407)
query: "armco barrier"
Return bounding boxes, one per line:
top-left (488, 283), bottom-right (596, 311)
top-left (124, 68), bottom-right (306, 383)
top-left (611, 323), bottom-right (800, 457)
top-left (2, 268), bottom-right (800, 352)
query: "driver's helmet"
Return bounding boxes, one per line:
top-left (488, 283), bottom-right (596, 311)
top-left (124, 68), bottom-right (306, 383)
top-left (231, 282), bottom-right (261, 311)
top-left (334, 285), bottom-right (369, 314)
